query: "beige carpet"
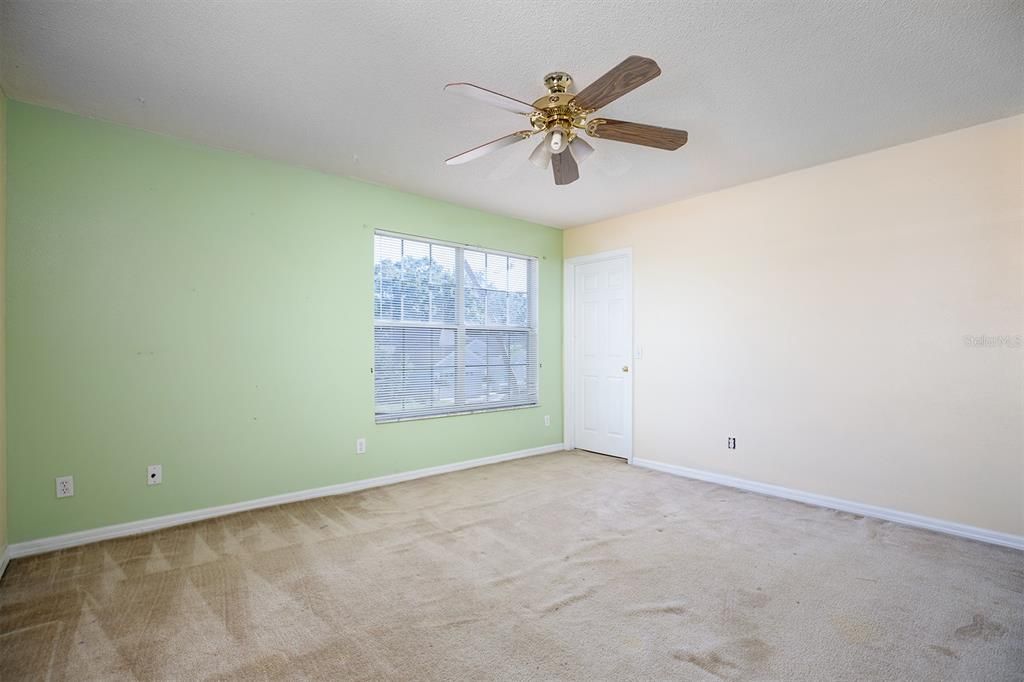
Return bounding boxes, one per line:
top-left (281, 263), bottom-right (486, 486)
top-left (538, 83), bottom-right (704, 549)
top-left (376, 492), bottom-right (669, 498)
top-left (1, 451), bottom-right (1021, 681)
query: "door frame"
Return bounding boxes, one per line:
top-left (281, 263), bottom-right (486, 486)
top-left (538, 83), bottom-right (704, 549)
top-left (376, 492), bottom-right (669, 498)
top-left (563, 248), bottom-right (635, 462)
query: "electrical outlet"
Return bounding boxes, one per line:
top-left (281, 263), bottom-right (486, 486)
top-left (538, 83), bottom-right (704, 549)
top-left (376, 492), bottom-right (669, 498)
top-left (544, 415), bottom-right (551, 427)
top-left (727, 437), bottom-right (737, 450)
top-left (56, 475), bottom-right (74, 498)
top-left (148, 464), bottom-right (162, 486)
top-left (356, 437), bottom-right (367, 455)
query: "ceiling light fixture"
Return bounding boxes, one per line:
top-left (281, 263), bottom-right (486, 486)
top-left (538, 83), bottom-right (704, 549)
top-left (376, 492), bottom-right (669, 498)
top-left (444, 56), bottom-right (689, 186)
top-left (529, 133), bottom-right (554, 168)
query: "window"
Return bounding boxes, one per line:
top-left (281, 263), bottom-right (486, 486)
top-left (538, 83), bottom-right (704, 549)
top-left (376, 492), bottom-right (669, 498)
top-left (374, 231), bottom-right (538, 422)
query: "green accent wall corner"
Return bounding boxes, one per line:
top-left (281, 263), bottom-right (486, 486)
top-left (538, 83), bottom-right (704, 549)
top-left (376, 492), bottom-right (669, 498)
top-left (5, 101), bottom-right (563, 544)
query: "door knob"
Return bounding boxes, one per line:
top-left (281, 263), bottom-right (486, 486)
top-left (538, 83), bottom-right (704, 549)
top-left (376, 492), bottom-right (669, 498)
top-left (622, 365), bottom-right (630, 373)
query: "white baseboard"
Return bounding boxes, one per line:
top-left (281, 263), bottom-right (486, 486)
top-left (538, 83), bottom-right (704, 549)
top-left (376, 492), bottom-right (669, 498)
top-left (0, 547), bottom-right (9, 581)
top-left (632, 458), bottom-right (1024, 551)
top-left (7, 443), bottom-right (566, 560)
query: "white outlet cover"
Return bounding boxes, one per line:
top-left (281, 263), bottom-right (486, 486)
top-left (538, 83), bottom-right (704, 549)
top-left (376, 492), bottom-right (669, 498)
top-left (148, 464), bottom-right (162, 485)
top-left (356, 438), bottom-right (366, 454)
top-left (56, 475), bottom-right (74, 498)
top-left (544, 415), bottom-right (551, 427)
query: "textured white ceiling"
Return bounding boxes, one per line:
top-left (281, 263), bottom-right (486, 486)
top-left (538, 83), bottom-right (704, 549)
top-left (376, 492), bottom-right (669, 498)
top-left (2, 0), bottom-right (1022, 227)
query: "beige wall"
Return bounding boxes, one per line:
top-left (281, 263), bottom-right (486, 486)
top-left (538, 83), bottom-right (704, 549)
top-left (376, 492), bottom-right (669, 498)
top-left (565, 115), bottom-right (1024, 536)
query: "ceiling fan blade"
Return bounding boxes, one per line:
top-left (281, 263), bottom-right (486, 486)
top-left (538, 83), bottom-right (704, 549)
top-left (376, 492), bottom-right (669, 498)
top-left (445, 131), bottom-right (534, 166)
top-left (444, 82), bottom-right (536, 115)
top-left (586, 119), bottom-right (688, 150)
top-left (487, 143), bottom-right (534, 181)
top-left (572, 56), bottom-right (661, 111)
top-left (551, 148), bottom-right (580, 186)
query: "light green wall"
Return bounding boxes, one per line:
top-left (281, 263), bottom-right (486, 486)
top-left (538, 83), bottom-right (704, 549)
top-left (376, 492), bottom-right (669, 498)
top-left (6, 101), bottom-right (563, 544)
top-left (0, 95), bottom-right (7, 558)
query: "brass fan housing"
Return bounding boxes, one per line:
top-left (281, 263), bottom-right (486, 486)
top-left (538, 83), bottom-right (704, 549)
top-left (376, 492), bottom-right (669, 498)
top-left (530, 72), bottom-right (592, 141)
top-left (543, 71), bottom-right (572, 93)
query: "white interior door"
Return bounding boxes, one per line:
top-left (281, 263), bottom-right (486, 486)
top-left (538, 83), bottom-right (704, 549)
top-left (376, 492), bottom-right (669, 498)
top-left (573, 255), bottom-right (632, 459)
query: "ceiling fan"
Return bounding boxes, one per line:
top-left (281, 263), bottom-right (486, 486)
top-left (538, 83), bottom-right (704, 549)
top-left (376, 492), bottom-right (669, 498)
top-left (444, 56), bottom-right (688, 186)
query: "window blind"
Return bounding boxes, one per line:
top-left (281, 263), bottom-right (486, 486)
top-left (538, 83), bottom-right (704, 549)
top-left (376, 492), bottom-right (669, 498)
top-left (373, 232), bottom-right (539, 422)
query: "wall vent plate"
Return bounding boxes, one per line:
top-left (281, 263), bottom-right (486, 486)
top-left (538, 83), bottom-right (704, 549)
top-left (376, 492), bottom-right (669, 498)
top-left (56, 475), bottom-right (74, 498)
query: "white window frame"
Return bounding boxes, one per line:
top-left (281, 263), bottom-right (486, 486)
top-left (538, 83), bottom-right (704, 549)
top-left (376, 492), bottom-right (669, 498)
top-left (374, 230), bottom-right (540, 423)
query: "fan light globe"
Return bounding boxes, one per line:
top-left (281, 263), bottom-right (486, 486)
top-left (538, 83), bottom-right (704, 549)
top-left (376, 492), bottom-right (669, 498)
top-left (570, 137), bottom-right (595, 164)
top-left (529, 134), bottom-right (553, 169)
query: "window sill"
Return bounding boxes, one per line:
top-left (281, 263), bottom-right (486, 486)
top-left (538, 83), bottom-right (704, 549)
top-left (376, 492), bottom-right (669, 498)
top-left (375, 402), bottom-right (539, 424)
